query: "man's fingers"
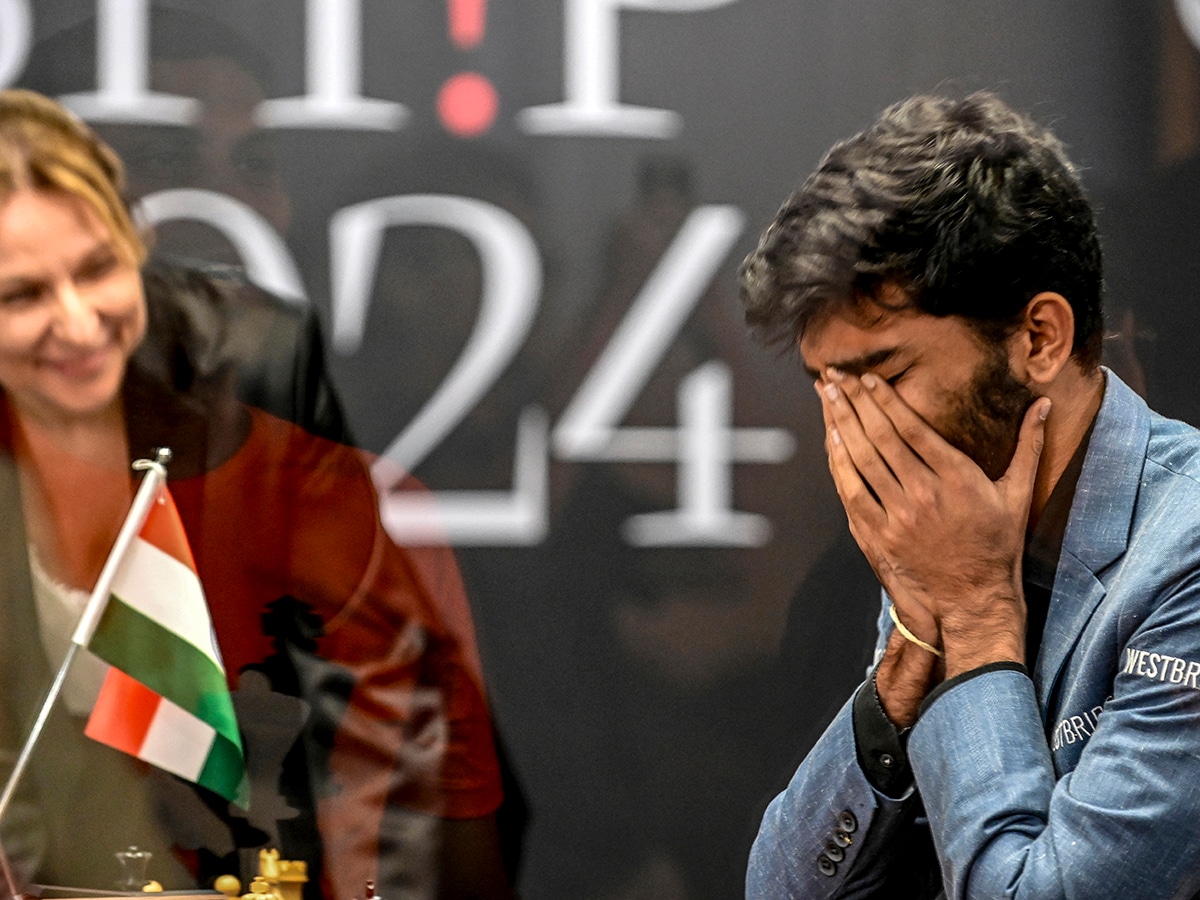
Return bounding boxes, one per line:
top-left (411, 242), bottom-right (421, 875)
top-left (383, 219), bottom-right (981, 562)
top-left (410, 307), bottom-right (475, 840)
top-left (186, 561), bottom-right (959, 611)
top-left (999, 397), bottom-right (1051, 510)
top-left (825, 422), bottom-right (877, 513)
top-left (821, 407), bottom-right (888, 532)
top-left (818, 377), bottom-right (906, 504)
top-left (859, 372), bottom-right (962, 471)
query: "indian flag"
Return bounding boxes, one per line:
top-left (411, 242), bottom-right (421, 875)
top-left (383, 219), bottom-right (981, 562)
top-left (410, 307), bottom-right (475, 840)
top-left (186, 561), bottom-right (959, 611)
top-left (82, 487), bottom-right (247, 806)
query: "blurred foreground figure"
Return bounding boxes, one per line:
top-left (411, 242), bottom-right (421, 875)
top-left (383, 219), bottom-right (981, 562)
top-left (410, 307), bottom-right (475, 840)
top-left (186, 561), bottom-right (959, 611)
top-left (742, 93), bottom-right (1200, 898)
top-left (23, 9), bottom-right (350, 445)
top-left (0, 90), bottom-right (512, 900)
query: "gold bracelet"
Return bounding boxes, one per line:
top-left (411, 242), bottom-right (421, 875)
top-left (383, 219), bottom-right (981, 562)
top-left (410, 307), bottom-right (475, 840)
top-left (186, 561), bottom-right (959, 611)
top-left (888, 603), bottom-right (944, 658)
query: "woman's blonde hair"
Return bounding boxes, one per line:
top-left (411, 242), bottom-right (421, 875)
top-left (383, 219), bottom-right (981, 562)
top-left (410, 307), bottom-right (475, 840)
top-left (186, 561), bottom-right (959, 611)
top-left (0, 88), bottom-right (146, 264)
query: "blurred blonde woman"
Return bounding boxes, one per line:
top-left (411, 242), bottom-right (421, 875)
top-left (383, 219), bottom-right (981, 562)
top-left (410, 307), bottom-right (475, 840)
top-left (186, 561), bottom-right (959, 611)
top-left (0, 90), bottom-right (511, 900)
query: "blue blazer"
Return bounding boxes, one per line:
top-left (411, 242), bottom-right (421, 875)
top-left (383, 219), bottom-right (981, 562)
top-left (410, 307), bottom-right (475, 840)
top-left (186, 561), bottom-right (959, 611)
top-left (748, 372), bottom-right (1200, 899)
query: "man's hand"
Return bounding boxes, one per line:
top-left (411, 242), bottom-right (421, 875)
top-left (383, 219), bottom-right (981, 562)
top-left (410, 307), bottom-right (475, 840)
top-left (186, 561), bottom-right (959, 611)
top-left (875, 627), bottom-right (941, 729)
top-left (817, 371), bottom-right (1050, 698)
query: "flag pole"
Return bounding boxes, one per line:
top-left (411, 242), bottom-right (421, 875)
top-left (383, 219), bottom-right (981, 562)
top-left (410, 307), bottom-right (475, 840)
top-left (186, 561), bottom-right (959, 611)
top-left (0, 448), bottom-right (173, 830)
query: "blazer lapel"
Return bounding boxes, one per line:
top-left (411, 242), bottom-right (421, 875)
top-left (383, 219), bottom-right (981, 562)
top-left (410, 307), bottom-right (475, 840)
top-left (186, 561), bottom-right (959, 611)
top-left (1033, 372), bottom-right (1150, 715)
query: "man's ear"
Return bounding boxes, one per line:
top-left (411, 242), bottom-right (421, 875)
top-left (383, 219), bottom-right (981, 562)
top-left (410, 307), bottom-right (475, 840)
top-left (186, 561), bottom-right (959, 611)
top-left (1011, 292), bottom-right (1075, 386)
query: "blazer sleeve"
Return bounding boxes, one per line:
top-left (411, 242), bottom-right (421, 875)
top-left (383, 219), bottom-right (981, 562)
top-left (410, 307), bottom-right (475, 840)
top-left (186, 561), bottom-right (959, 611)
top-left (747, 694), bottom-right (943, 899)
top-left (747, 594), bottom-right (941, 899)
top-left (909, 581), bottom-right (1200, 900)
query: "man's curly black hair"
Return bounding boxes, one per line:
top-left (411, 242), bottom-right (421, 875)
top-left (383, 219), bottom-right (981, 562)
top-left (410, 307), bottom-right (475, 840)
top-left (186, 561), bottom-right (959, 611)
top-left (740, 92), bottom-right (1103, 368)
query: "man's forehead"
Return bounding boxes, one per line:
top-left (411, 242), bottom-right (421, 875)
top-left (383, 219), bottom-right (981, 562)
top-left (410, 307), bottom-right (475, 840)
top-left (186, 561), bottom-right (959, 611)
top-left (800, 345), bottom-right (902, 381)
top-left (798, 303), bottom-right (916, 372)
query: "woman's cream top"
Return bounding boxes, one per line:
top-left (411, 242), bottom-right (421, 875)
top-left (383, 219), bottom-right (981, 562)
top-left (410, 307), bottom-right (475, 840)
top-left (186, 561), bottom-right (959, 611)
top-left (28, 550), bottom-right (111, 716)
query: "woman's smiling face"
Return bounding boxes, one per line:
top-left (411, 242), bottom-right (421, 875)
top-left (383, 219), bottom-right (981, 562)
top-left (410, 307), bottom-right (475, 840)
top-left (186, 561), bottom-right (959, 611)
top-left (0, 188), bottom-right (145, 427)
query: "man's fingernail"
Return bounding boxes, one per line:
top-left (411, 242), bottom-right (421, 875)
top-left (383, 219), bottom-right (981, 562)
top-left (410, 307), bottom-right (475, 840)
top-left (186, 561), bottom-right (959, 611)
top-left (830, 426), bottom-right (841, 445)
top-left (823, 382), bottom-right (839, 401)
top-left (1038, 399), bottom-right (1052, 421)
top-left (862, 373), bottom-right (879, 390)
top-left (827, 367), bottom-right (846, 381)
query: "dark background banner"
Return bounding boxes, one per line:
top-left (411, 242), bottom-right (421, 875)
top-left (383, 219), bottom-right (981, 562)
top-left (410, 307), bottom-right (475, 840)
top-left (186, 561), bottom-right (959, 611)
top-left (7, 1), bottom-right (1198, 896)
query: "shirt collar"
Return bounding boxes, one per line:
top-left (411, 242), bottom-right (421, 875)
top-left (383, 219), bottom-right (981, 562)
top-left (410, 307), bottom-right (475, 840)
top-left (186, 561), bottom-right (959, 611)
top-left (1024, 416), bottom-right (1097, 591)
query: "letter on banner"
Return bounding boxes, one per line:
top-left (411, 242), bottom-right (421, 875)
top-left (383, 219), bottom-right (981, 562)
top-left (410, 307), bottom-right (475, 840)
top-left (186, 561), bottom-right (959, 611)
top-left (553, 205), bottom-right (794, 546)
top-left (0, 0), bottom-right (31, 89)
top-left (257, 0), bottom-right (407, 130)
top-left (58, 0), bottom-right (200, 124)
top-left (330, 194), bottom-right (547, 544)
top-left (138, 190), bottom-right (308, 305)
top-left (519, 0), bottom-right (741, 138)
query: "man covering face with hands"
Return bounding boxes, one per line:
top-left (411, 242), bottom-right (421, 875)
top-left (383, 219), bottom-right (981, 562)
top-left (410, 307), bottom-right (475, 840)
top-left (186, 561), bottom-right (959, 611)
top-left (743, 93), bottom-right (1200, 899)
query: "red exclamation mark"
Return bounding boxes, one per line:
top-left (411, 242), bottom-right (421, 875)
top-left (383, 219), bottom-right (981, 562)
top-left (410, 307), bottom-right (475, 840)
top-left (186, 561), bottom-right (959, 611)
top-left (437, 0), bottom-right (498, 137)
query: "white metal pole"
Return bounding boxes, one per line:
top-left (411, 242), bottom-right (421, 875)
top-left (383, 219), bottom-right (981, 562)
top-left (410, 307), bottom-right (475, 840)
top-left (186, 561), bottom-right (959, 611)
top-left (0, 448), bottom-right (172, 829)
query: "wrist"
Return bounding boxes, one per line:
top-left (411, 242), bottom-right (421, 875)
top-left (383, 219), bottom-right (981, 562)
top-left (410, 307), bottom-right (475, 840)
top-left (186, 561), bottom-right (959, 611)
top-left (939, 592), bottom-right (1025, 679)
top-left (888, 603), bottom-right (943, 658)
top-left (876, 630), bottom-right (940, 729)
top-left (941, 623), bottom-right (1024, 679)
top-left (943, 644), bottom-right (1024, 679)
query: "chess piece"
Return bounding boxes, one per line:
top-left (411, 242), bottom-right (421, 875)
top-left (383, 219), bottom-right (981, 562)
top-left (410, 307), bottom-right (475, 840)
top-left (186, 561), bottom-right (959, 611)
top-left (241, 876), bottom-right (273, 900)
top-left (114, 846), bottom-right (152, 892)
top-left (256, 848), bottom-right (307, 900)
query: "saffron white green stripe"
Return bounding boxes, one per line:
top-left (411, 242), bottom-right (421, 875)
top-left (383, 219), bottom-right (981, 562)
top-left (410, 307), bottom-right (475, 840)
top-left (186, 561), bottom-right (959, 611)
top-left (90, 591), bottom-right (238, 743)
top-left (84, 489), bottom-right (246, 806)
top-left (108, 538), bottom-right (220, 668)
top-left (138, 692), bottom-right (217, 779)
top-left (86, 668), bottom-right (246, 803)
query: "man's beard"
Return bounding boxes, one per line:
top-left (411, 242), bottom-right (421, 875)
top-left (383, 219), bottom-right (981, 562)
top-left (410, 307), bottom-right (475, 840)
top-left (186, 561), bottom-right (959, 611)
top-left (941, 345), bottom-right (1039, 481)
